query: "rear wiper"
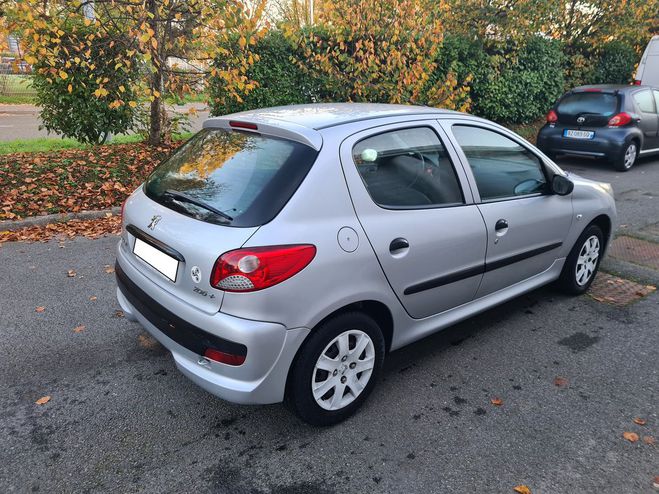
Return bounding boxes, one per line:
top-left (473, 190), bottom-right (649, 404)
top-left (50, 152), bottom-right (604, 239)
top-left (161, 189), bottom-right (233, 222)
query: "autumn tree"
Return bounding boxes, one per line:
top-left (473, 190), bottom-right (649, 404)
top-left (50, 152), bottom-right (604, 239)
top-left (284, 0), bottom-right (470, 110)
top-left (7, 0), bottom-right (266, 145)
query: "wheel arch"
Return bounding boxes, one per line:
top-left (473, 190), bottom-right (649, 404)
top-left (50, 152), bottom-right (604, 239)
top-left (589, 214), bottom-right (613, 249)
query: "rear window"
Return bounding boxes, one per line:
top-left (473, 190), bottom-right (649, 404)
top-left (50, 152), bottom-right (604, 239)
top-left (144, 129), bottom-right (318, 227)
top-left (557, 92), bottom-right (619, 117)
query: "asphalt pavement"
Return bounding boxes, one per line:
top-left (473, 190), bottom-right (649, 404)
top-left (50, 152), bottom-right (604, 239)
top-left (0, 104), bottom-right (209, 141)
top-left (1, 156), bottom-right (658, 493)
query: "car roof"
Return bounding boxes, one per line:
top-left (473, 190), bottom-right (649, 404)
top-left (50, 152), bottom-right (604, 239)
top-left (571, 84), bottom-right (653, 93)
top-left (206, 103), bottom-right (458, 131)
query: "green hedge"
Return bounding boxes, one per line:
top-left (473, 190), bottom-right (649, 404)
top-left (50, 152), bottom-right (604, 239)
top-left (208, 31), bottom-right (319, 116)
top-left (209, 30), bottom-right (637, 126)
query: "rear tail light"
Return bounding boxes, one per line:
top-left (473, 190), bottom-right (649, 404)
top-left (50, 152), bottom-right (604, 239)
top-left (607, 112), bottom-right (632, 127)
top-left (546, 109), bottom-right (558, 123)
top-left (211, 244), bottom-right (316, 292)
top-left (204, 348), bottom-right (246, 366)
top-left (229, 120), bottom-right (258, 130)
top-left (633, 80), bottom-right (642, 85)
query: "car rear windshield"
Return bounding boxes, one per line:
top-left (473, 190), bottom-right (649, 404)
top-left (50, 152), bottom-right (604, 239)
top-left (557, 92), bottom-right (619, 117)
top-left (144, 128), bottom-right (318, 227)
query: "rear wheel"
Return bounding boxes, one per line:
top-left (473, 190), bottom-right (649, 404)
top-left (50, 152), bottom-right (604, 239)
top-left (556, 224), bottom-right (604, 295)
top-left (285, 312), bottom-right (385, 426)
top-left (612, 141), bottom-right (638, 171)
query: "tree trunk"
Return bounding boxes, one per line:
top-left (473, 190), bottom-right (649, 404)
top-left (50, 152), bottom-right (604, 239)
top-left (148, 68), bottom-right (163, 146)
top-left (147, 0), bottom-right (163, 146)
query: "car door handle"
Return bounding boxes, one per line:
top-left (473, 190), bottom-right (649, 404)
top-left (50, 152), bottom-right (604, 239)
top-left (389, 238), bottom-right (409, 253)
top-left (495, 219), bottom-right (509, 231)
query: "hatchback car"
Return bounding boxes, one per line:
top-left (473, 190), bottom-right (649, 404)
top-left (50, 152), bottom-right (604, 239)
top-left (116, 103), bottom-right (616, 425)
top-left (537, 85), bottom-right (659, 171)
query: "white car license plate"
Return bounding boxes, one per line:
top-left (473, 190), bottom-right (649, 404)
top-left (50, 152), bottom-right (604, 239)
top-left (133, 237), bottom-right (179, 282)
top-left (564, 129), bottom-right (594, 139)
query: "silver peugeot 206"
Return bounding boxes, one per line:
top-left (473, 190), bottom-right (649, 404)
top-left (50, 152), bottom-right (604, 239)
top-left (116, 103), bottom-right (616, 425)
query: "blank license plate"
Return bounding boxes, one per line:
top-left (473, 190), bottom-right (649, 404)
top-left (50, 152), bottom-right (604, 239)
top-left (133, 237), bottom-right (179, 282)
top-left (564, 129), bottom-right (594, 139)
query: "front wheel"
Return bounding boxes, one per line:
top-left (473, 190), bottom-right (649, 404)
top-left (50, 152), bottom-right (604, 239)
top-left (612, 142), bottom-right (638, 171)
top-left (285, 312), bottom-right (385, 426)
top-left (556, 224), bottom-right (604, 295)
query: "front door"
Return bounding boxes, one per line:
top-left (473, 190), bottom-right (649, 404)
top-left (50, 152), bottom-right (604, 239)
top-left (339, 122), bottom-right (487, 319)
top-left (443, 121), bottom-right (574, 297)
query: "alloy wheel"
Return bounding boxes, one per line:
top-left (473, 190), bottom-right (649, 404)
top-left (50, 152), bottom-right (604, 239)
top-left (623, 143), bottom-right (637, 169)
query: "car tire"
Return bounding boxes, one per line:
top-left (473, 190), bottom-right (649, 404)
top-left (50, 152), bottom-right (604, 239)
top-left (285, 312), bottom-right (385, 426)
top-left (612, 141), bottom-right (638, 171)
top-left (556, 224), bottom-right (604, 295)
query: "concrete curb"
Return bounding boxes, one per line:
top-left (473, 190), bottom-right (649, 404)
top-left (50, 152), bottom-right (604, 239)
top-left (0, 207), bottom-right (121, 231)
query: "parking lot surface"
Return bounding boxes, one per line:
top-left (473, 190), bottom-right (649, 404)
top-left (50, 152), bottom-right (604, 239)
top-left (1, 156), bottom-right (658, 493)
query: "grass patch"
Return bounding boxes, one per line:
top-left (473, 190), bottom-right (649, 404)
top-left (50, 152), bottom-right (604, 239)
top-left (508, 119), bottom-right (545, 145)
top-left (0, 94), bottom-right (36, 104)
top-left (0, 132), bottom-right (193, 155)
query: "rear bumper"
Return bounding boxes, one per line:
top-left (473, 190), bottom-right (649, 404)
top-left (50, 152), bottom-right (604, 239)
top-left (115, 247), bottom-right (309, 405)
top-left (537, 125), bottom-right (630, 158)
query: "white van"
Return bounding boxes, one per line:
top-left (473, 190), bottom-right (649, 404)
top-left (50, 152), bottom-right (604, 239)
top-left (635, 35), bottom-right (659, 86)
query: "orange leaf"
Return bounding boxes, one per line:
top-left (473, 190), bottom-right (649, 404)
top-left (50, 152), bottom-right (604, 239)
top-left (553, 377), bottom-right (568, 387)
top-left (491, 398), bottom-right (503, 406)
top-left (67, 269), bottom-right (76, 277)
top-left (633, 418), bottom-right (646, 426)
top-left (35, 395), bottom-right (51, 405)
top-left (73, 325), bottom-right (86, 333)
top-left (89, 296), bottom-right (98, 301)
top-left (643, 436), bottom-right (655, 445)
top-left (104, 265), bottom-right (115, 274)
top-left (623, 432), bottom-right (639, 443)
top-left (513, 486), bottom-right (531, 494)
top-left (35, 306), bottom-right (45, 313)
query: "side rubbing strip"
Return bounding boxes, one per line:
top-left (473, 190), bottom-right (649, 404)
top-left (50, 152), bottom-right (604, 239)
top-left (404, 264), bottom-right (485, 295)
top-left (485, 242), bottom-right (563, 272)
top-left (403, 242), bottom-right (563, 295)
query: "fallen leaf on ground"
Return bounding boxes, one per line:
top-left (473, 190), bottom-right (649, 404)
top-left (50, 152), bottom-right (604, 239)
top-left (0, 216), bottom-right (121, 244)
top-left (553, 377), bottom-right (568, 387)
top-left (104, 265), bottom-right (115, 274)
top-left (35, 306), bottom-right (45, 313)
top-left (67, 269), bottom-right (76, 277)
top-left (513, 486), bottom-right (531, 494)
top-left (643, 436), bottom-right (655, 445)
top-left (491, 398), bottom-right (503, 406)
top-left (115, 310), bottom-right (124, 318)
top-left (35, 396), bottom-right (51, 405)
top-left (654, 476), bottom-right (659, 489)
top-left (634, 418), bottom-right (647, 426)
top-left (623, 432), bottom-right (639, 442)
top-left (138, 333), bottom-right (160, 350)
top-left (89, 296), bottom-right (97, 301)
top-left (73, 325), bottom-right (86, 333)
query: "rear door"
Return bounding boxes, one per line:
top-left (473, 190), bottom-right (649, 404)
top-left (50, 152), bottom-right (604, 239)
top-left (441, 120), bottom-right (573, 298)
top-left (631, 89), bottom-right (659, 149)
top-left (339, 121), bottom-right (487, 319)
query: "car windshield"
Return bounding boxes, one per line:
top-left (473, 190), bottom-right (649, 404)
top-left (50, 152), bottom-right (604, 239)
top-left (144, 128), bottom-right (318, 227)
top-left (557, 92), bottom-right (619, 117)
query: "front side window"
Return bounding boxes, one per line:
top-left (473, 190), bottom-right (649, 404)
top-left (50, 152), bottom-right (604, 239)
top-left (633, 90), bottom-right (656, 113)
top-left (451, 125), bottom-right (547, 201)
top-left (352, 127), bottom-right (464, 208)
top-left (144, 129), bottom-right (318, 227)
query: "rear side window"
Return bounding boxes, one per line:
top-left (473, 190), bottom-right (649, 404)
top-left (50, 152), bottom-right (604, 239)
top-left (557, 92), bottom-right (619, 117)
top-left (352, 127), bottom-right (464, 208)
top-left (633, 90), bottom-right (656, 113)
top-left (144, 129), bottom-right (318, 227)
top-left (452, 125), bottom-right (547, 201)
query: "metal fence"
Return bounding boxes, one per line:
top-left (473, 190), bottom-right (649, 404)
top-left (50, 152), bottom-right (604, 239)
top-left (0, 60), bottom-right (36, 99)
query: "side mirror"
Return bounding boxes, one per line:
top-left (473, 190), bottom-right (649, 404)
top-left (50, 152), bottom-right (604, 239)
top-left (551, 174), bottom-right (574, 196)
